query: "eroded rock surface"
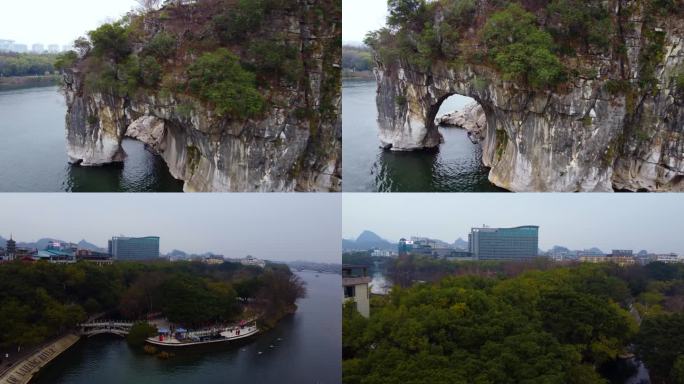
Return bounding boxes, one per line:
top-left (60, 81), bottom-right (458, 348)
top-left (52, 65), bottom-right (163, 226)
top-left (64, 1), bottom-right (341, 192)
top-left (373, 2), bottom-right (683, 192)
top-left (437, 102), bottom-right (487, 143)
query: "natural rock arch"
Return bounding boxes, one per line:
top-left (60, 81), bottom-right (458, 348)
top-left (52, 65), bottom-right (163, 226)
top-left (371, 8), bottom-right (684, 192)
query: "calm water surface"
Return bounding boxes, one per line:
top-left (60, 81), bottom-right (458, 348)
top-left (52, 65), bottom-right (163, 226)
top-left (0, 86), bottom-right (182, 192)
top-left (33, 271), bottom-right (341, 384)
top-left (342, 79), bottom-right (503, 192)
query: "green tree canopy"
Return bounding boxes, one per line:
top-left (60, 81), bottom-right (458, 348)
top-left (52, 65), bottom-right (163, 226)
top-left (482, 4), bottom-right (564, 88)
top-left (187, 48), bottom-right (264, 119)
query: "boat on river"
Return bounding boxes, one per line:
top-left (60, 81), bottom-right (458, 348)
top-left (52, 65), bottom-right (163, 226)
top-left (146, 320), bottom-right (259, 347)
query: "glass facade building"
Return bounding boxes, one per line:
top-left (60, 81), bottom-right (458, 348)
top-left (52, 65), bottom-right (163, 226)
top-left (108, 236), bottom-right (160, 261)
top-left (469, 226), bottom-right (539, 260)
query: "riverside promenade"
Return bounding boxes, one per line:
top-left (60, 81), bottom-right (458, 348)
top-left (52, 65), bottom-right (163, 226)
top-left (0, 334), bottom-right (80, 384)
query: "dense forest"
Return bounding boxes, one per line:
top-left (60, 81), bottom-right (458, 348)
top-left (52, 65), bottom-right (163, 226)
top-left (54, 0), bottom-right (341, 122)
top-left (343, 257), bottom-right (684, 384)
top-left (0, 260), bottom-right (304, 350)
top-left (365, 0), bottom-right (683, 90)
top-left (342, 46), bottom-right (374, 72)
top-left (0, 53), bottom-right (57, 77)
top-left (342, 251), bottom-right (391, 268)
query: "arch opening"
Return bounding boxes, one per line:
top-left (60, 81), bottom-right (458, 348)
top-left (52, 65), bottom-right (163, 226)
top-left (429, 93), bottom-right (486, 146)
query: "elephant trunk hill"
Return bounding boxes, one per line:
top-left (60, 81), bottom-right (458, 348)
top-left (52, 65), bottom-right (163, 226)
top-left (368, 0), bottom-right (683, 192)
top-left (60, 0), bottom-right (341, 192)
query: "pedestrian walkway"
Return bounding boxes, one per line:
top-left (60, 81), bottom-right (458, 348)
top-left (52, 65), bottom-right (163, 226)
top-left (0, 334), bottom-right (80, 384)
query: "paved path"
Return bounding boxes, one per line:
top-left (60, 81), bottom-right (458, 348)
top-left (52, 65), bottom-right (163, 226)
top-left (0, 334), bottom-right (80, 384)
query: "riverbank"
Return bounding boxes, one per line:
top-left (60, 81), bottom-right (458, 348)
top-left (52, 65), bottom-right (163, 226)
top-left (342, 70), bottom-right (374, 80)
top-left (0, 334), bottom-right (79, 384)
top-left (0, 75), bottom-right (60, 90)
top-left (30, 271), bottom-right (340, 384)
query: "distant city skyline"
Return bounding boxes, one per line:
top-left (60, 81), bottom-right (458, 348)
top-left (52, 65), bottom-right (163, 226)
top-left (343, 194), bottom-right (684, 255)
top-left (0, 194), bottom-right (341, 263)
top-left (0, 0), bottom-right (138, 48)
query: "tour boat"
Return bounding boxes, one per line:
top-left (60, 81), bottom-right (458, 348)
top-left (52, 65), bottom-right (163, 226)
top-left (146, 320), bottom-right (259, 347)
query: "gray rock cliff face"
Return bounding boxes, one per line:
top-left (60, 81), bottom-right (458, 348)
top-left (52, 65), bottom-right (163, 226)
top-left (373, 1), bottom-right (683, 192)
top-left (64, 2), bottom-right (341, 192)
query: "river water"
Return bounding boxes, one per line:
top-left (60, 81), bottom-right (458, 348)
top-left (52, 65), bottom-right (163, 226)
top-left (342, 79), bottom-right (504, 192)
top-left (0, 86), bottom-right (183, 192)
top-left (33, 271), bottom-right (341, 384)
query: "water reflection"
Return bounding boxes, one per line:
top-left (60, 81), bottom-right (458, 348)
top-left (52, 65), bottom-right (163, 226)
top-left (0, 86), bottom-right (184, 192)
top-left (372, 128), bottom-right (503, 192)
top-left (64, 139), bottom-right (184, 192)
top-left (342, 80), bottom-right (503, 192)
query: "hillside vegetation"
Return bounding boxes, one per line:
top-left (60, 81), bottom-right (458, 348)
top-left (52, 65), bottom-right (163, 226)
top-left (56, 0), bottom-right (340, 121)
top-left (365, 0), bottom-right (683, 90)
top-left (342, 45), bottom-right (374, 71)
top-left (0, 53), bottom-right (57, 77)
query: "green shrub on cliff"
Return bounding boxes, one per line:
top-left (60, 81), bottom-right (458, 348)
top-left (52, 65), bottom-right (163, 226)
top-left (483, 4), bottom-right (564, 88)
top-left (387, 0), bottom-right (428, 29)
top-left (247, 40), bottom-right (302, 83)
top-left (88, 22), bottom-right (132, 62)
top-left (144, 31), bottom-right (176, 60)
top-left (187, 48), bottom-right (264, 119)
top-left (139, 56), bottom-right (162, 87)
top-left (212, 0), bottom-right (267, 43)
top-left (546, 0), bottom-right (612, 53)
top-left (676, 70), bottom-right (684, 92)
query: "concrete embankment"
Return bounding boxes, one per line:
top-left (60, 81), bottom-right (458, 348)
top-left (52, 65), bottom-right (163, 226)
top-left (0, 334), bottom-right (80, 384)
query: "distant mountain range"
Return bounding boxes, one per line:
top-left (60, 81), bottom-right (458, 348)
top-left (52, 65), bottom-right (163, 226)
top-left (547, 245), bottom-right (605, 255)
top-left (0, 236), bottom-right (223, 257)
top-left (343, 230), bottom-right (396, 251)
top-left (343, 231), bottom-right (469, 251)
top-left (0, 236), bottom-right (106, 252)
top-left (165, 249), bottom-right (226, 260)
top-left (453, 238), bottom-right (468, 250)
top-left (343, 230), bottom-right (610, 255)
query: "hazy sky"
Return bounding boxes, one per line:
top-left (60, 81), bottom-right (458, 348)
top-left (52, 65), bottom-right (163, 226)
top-left (343, 0), bottom-right (387, 44)
top-left (343, 194), bottom-right (684, 254)
top-left (0, 0), bottom-right (138, 46)
top-left (0, 194), bottom-right (341, 263)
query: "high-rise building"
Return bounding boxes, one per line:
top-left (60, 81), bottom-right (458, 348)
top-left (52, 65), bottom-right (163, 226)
top-left (47, 44), bottom-right (60, 53)
top-left (469, 226), bottom-right (539, 261)
top-left (0, 39), bottom-right (14, 52)
top-left (108, 236), bottom-right (160, 261)
top-left (32, 43), bottom-right (44, 53)
top-left (12, 44), bottom-right (27, 53)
